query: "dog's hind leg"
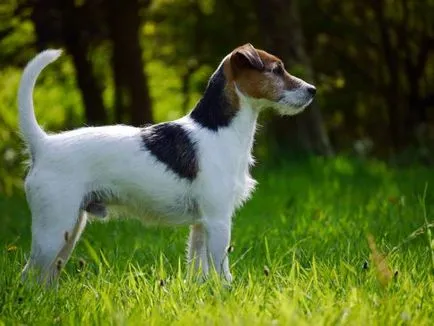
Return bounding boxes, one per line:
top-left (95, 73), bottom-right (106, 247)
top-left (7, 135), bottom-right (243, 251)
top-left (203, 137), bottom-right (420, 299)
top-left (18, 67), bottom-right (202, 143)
top-left (47, 210), bottom-right (88, 276)
top-left (22, 180), bottom-right (87, 285)
top-left (187, 224), bottom-right (209, 278)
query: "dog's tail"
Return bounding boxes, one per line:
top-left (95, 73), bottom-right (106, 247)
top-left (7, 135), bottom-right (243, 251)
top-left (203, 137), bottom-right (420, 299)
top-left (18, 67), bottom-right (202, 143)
top-left (18, 49), bottom-right (62, 153)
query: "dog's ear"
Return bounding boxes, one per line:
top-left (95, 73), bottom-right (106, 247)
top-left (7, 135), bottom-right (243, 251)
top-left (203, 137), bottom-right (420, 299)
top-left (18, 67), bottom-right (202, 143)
top-left (230, 43), bottom-right (264, 74)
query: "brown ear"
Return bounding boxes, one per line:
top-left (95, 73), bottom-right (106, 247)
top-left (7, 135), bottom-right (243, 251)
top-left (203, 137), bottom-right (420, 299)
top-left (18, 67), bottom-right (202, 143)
top-left (230, 43), bottom-right (264, 74)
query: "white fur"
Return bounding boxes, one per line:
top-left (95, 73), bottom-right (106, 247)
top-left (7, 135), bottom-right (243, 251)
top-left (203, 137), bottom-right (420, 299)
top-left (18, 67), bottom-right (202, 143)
top-left (18, 49), bottom-right (61, 155)
top-left (19, 50), bottom-right (313, 285)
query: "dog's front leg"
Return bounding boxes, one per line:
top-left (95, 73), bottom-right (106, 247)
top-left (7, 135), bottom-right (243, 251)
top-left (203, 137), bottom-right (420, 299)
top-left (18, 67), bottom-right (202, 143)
top-left (203, 218), bottom-right (232, 282)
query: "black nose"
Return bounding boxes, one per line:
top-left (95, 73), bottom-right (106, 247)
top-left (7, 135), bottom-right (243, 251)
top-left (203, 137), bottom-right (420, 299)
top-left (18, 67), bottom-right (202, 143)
top-left (307, 86), bottom-right (316, 96)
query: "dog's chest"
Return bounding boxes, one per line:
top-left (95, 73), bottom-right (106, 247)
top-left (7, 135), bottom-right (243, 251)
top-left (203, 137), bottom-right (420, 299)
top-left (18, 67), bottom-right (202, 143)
top-left (196, 130), bottom-right (256, 209)
top-left (231, 153), bottom-right (256, 207)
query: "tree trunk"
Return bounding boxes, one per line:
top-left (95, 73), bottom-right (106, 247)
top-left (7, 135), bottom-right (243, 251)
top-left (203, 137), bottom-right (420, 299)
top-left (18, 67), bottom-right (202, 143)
top-left (31, 0), bottom-right (107, 126)
top-left (369, 0), bottom-right (405, 151)
top-left (107, 0), bottom-right (153, 126)
top-left (254, 0), bottom-right (333, 156)
top-left (66, 41), bottom-right (108, 125)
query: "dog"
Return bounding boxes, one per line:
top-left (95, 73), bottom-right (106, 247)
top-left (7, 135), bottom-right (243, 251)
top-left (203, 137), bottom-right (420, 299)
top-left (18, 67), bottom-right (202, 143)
top-left (18, 43), bottom-right (316, 285)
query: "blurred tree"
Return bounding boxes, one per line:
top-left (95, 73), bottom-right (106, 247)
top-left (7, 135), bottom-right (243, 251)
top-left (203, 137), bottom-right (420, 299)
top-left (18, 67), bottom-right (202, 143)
top-left (28, 0), bottom-right (108, 125)
top-left (302, 0), bottom-right (434, 154)
top-left (106, 0), bottom-right (153, 125)
top-left (12, 0), bottom-right (154, 126)
top-left (254, 0), bottom-right (334, 156)
top-left (148, 0), bottom-right (204, 113)
top-left (369, 0), bottom-right (434, 148)
top-left (147, 0), bottom-right (258, 112)
top-left (1, 0), bottom-right (434, 166)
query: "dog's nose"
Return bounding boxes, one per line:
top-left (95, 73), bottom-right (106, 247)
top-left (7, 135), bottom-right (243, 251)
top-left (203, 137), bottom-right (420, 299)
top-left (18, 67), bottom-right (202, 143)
top-left (307, 86), bottom-right (316, 96)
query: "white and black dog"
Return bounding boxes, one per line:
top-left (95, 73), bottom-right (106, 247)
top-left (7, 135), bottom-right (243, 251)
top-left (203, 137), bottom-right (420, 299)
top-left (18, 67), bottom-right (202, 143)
top-left (18, 43), bottom-right (315, 285)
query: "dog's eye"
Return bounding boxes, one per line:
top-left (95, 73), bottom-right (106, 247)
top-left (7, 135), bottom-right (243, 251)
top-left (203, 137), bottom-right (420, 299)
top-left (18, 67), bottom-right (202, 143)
top-left (272, 64), bottom-right (284, 76)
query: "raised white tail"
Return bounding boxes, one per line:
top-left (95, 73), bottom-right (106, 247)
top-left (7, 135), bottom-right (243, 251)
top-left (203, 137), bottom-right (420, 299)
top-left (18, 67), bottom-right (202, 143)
top-left (18, 49), bottom-right (62, 154)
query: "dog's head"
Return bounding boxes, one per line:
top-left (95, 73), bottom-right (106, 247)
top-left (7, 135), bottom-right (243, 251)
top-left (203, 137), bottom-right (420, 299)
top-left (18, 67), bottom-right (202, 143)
top-left (224, 43), bottom-right (316, 115)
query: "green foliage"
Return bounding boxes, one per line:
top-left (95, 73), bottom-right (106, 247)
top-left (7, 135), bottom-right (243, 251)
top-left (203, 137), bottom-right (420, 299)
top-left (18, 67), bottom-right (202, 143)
top-left (0, 159), bottom-right (433, 324)
top-left (0, 68), bottom-right (23, 195)
top-left (146, 60), bottom-right (184, 121)
top-left (301, 0), bottom-right (434, 152)
top-left (1, 0), bottom-right (433, 176)
top-left (0, 1), bottom-right (35, 66)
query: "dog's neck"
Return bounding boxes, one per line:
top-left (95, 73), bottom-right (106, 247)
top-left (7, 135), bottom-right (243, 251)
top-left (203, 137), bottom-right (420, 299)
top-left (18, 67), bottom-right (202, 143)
top-left (228, 87), bottom-right (259, 153)
top-left (190, 66), bottom-right (237, 131)
top-left (190, 66), bottom-right (259, 150)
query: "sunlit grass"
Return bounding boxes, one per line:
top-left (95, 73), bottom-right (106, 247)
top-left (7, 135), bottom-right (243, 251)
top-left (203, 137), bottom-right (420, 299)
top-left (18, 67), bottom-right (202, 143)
top-left (0, 158), bottom-right (433, 325)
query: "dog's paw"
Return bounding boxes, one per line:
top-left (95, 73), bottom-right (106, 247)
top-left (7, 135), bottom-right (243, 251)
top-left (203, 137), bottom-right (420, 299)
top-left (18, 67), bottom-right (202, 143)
top-left (224, 272), bottom-right (233, 283)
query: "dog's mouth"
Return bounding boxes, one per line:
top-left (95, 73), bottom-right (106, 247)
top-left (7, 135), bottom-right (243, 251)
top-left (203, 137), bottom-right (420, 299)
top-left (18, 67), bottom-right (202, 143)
top-left (275, 90), bottom-right (314, 115)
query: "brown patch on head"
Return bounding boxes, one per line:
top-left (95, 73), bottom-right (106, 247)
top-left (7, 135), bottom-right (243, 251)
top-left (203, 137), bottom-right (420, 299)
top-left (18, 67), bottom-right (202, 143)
top-left (222, 43), bottom-right (302, 103)
top-left (230, 43), bottom-right (264, 75)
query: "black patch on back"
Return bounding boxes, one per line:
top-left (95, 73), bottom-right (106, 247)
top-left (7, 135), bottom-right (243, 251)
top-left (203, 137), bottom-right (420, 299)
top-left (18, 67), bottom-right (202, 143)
top-left (190, 66), bottom-right (237, 131)
top-left (140, 123), bottom-right (198, 180)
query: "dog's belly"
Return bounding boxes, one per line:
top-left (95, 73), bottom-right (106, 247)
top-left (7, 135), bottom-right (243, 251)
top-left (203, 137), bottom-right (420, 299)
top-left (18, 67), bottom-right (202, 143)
top-left (118, 200), bottom-right (198, 226)
top-left (87, 189), bottom-right (199, 226)
top-left (129, 194), bottom-right (199, 225)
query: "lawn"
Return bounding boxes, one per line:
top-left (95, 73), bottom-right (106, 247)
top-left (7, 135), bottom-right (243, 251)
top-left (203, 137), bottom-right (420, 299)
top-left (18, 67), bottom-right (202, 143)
top-left (0, 157), bottom-right (433, 325)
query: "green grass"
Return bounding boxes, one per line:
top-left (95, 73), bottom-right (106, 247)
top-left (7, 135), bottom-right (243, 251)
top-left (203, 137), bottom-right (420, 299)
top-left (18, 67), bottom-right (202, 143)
top-left (0, 157), bottom-right (433, 325)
